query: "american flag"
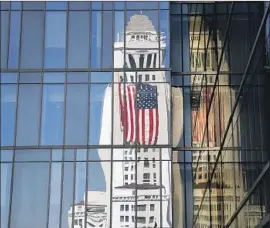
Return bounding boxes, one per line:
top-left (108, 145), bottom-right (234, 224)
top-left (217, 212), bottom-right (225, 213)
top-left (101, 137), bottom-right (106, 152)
top-left (118, 82), bottom-right (159, 145)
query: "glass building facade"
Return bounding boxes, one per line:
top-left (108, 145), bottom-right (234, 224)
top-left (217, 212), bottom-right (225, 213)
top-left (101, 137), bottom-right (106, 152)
top-left (0, 1), bottom-right (269, 228)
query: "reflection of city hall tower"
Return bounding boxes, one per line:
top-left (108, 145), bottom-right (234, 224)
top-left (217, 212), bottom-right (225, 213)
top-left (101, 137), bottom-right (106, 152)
top-left (69, 14), bottom-right (172, 228)
top-left (190, 16), bottom-right (264, 228)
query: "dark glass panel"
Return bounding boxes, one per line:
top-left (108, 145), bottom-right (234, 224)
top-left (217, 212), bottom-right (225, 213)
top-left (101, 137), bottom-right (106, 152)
top-left (41, 84), bottom-right (64, 145)
top-left (19, 72), bottom-right (42, 83)
top-left (65, 85), bottom-right (88, 145)
top-left (44, 12), bottom-right (67, 69)
top-left (16, 85), bottom-right (41, 146)
top-left (0, 1), bottom-right (10, 10)
top-left (67, 72), bottom-right (89, 83)
top-left (22, 2), bottom-right (45, 10)
top-left (69, 1), bottom-right (90, 10)
top-left (1, 163), bottom-right (12, 228)
top-left (10, 163), bottom-right (49, 228)
top-left (102, 11), bottom-right (113, 68)
top-left (8, 11), bottom-right (21, 69)
top-left (68, 11), bottom-right (90, 69)
top-left (20, 11), bottom-right (44, 69)
top-left (0, 11), bottom-right (9, 69)
top-left (15, 149), bottom-right (50, 162)
top-left (103, 1), bottom-right (113, 10)
top-left (1, 85), bottom-right (17, 146)
top-left (91, 11), bottom-right (102, 68)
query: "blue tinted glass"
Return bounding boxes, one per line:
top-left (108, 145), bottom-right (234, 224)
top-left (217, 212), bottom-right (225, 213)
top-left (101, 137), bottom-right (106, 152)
top-left (15, 149), bottom-right (50, 162)
top-left (0, 1), bottom-right (10, 10)
top-left (1, 163), bottom-right (12, 228)
top-left (45, 12), bottom-right (67, 69)
top-left (16, 85), bottom-right (41, 146)
top-left (89, 84), bottom-right (111, 145)
top-left (1, 85), bottom-right (17, 146)
top-left (114, 11), bottom-right (124, 68)
top-left (21, 11), bottom-right (44, 69)
top-left (114, 2), bottom-right (124, 10)
top-left (74, 162), bottom-right (86, 206)
top-left (52, 149), bottom-right (62, 161)
top-left (46, 1), bottom-right (67, 10)
top-left (91, 1), bottom-right (102, 10)
top-left (60, 162), bottom-right (73, 228)
top-left (65, 85), bottom-right (88, 145)
top-left (19, 72), bottom-right (42, 83)
top-left (0, 73), bottom-right (18, 83)
top-left (103, 11), bottom-right (113, 68)
top-left (11, 163), bottom-right (49, 228)
top-left (48, 163), bottom-right (61, 227)
top-left (103, 1), bottom-right (113, 10)
top-left (90, 72), bottom-right (112, 83)
top-left (0, 150), bottom-right (13, 162)
top-left (43, 72), bottom-right (65, 83)
top-left (160, 10), bottom-right (170, 68)
top-left (126, 1), bottom-right (158, 10)
top-left (23, 2), bottom-right (45, 10)
top-left (8, 11), bottom-right (21, 69)
top-left (67, 72), bottom-right (89, 83)
top-left (171, 15), bottom-right (182, 72)
top-left (68, 12), bottom-right (90, 69)
top-left (1, 11), bottom-right (9, 69)
top-left (11, 1), bottom-right (22, 10)
top-left (69, 1), bottom-right (90, 10)
top-left (160, 2), bottom-right (169, 9)
top-left (76, 149), bottom-right (87, 161)
top-left (91, 11), bottom-right (102, 68)
top-left (41, 85), bottom-right (64, 145)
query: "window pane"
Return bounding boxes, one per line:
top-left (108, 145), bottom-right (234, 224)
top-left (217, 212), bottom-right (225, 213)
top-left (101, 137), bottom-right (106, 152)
top-left (8, 11), bottom-right (21, 69)
top-left (90, 72), bottom-right (112, 83)
top-left (67, 72), bottom-right (89, 83)
top-left (23, 2), bottom-right (45, 10)
top-left (46, 1), bottom-right (67, 10)
top-left (45, 12), bottom-right (67, 69)
top-left (11, 2), bottom-right (22, 10)
top-left (19, 72), bottom-right (42, 83)
top-left (102, 11), bottom-right (113, 68)
top-left (11, 163), bottom-right (49, 228)
top-left (48, 163), bottom-right (62, 228)
top-left (61, 162), bottom-right (74, 228)
top-left (1, 85), bottom-right (17, 146)
top-left (160, 10), bottom-right (170, 68)
top-left (89, 84), bottom-right (111, 145)
top-left (69, 1), bottom-right (90, 10)
top-left (16, 85), bottom-right (41, 146)
top-left (1, 163), bottom-right (12, 228)
top-left (91, 11), bottom-right (102, 68)
top-left (0, 73), bottom-right (18, 84)
top-left (114, 11), bottom-right (124, 68)
top-left (1, 11), bottom-right (9, 69)
top-left (41, 84), bottom-right (64, 145)
top-left (15, 149), bottom-right (50, 162)
top-left (21, 11), bottom-right (44, 69)
top-left (68, 11), bottom-right (90, 69)
top-left (65, 85), bottom-right (88, 145)
top-left (91, 1), bottom-right (102, 10)
top-left (43, 72), bottom-right (65, 83)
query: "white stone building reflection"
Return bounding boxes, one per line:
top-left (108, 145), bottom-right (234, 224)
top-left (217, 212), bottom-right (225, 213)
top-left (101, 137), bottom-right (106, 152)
top-left (68, 14), bottom-right (173, 228)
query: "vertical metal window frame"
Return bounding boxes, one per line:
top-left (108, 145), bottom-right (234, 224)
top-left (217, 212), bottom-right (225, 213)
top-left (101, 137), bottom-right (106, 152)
top-left (59, 2), bottom-right (69, 227)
